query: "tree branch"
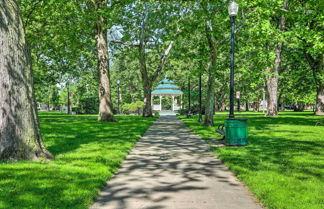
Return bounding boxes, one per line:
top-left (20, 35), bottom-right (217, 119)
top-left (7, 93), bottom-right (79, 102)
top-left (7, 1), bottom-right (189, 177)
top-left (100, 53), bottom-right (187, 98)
top-left (152, 40), bottom-right (174, 81)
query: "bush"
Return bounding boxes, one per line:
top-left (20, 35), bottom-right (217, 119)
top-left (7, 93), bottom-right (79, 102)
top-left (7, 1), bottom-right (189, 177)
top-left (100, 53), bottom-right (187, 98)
top-left (177, 108), bottom-right (188, 115)
top-left (79, 96), bottom-right (98, 114)
top-left (122, 101), bottom-right (144, 115)
top-left (154, 111), bottom-right (160, 117)
top-left (71, 106), bottom-right (80, 114)
top-left (177, 106), bottom-right (205, 116)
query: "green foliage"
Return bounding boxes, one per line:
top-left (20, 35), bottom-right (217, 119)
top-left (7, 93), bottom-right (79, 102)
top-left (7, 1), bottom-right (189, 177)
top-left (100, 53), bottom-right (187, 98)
top-left (121, 101), bottom-right (144, 115)
top-left (153, 111), bottom-right (160, 117)
top-left (177, 108), bottom-right (187, 116)
top-left (19, 0), bottom-right (323, 114)
top-left (78, 95), bottom-right (99, 114)
top-left (0, 112), bottom-right (156, 209)
top-left (180, 112), bottom-right (324, 209)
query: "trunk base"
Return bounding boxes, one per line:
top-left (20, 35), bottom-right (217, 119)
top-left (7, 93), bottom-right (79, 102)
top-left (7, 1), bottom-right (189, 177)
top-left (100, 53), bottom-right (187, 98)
top-left (98, 113), bottom-right (116, 122)
top-left (32, 151), bottom-right (53, 161)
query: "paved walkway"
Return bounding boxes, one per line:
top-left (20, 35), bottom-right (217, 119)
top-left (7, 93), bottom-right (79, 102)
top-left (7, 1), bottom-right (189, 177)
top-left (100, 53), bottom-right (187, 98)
top-left (91, 115), bottom-right (262, 209)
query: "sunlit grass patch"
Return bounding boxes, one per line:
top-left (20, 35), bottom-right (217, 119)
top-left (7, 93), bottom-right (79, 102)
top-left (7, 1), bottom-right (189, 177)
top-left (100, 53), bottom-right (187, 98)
top-left (179, 111), bottom-right (324, 209)
top-left (0, 112), bottom-right (156, 209)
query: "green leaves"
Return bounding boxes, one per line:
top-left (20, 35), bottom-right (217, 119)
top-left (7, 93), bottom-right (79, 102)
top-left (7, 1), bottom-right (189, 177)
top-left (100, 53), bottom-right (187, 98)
top-left (19, 0), bottom-right (323, 111)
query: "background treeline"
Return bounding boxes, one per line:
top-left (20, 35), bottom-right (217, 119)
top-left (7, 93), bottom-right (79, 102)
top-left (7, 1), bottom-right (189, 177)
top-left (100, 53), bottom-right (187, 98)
top-left (19, 0), bottom-right (323, 124)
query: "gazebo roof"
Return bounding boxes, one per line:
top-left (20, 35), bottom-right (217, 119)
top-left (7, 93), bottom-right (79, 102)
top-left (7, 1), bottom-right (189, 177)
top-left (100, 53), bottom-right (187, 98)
top-left (152, 79), bottom-right (183, 96)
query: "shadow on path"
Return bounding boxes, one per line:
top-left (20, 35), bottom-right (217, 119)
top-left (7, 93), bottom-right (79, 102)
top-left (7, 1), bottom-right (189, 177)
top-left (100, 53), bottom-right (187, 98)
top-left (91, 115), bottom-right (262, 209)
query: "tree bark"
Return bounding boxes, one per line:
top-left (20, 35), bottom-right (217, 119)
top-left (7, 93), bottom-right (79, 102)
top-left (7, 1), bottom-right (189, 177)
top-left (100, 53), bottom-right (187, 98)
top-left (266, 0), bottom-right (288, 116)
top-left (204, 21), bottom-right (217, 126)
top-left (95, 0), bottom-right (115, 122)
top-left (67, 82), bottom-right (71, 114)
top-left (305, 53), bottom-right (324, 115)
top-left (142, 81), bottom-right (153, 117)
top-left (138, 16), bottom-right (153, 117)
top-left (266, 66), bottom-right (279, 116)
top-left (245, 100), bottom-right (249, 111)
top-left (316, 82), bottom-right (324, 115)
top-left (0, 0), bottom-right (51, 160)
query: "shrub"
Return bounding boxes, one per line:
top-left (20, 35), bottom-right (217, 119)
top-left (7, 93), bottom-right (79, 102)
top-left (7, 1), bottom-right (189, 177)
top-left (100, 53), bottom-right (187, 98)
top-left (122, 101), bottom-right (144, 115)
top-left (154, 111), bottom-right (160, 117)
top-left (79, 96), bottom-right (98, 114)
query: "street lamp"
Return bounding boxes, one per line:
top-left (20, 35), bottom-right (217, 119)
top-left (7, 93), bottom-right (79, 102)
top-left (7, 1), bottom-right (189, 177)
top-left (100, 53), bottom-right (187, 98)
top-left (228, 0), bottom-right (238, 119)
top-left (222, 1), bottom-right (247, 146)
top-left (117, 80), bottom-right (120, 114)
top-left (187, 76), bottom-right (191, 118)
top-left (198, 71), bottom-right (202, 122)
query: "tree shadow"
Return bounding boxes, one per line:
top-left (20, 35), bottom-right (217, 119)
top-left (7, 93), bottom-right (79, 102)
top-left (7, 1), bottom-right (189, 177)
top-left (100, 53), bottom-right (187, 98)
top-left (92, 116), bottom-right (257, 209)
top-left (0, 113), bottom-right (156, 208)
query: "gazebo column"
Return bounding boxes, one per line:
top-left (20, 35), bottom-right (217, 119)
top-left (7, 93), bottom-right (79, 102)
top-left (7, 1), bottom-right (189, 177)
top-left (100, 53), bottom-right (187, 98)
top-left (151, 95), bottom-right (153, 110)
top-left (172, 96), bottom-right (175, 111)
top-left (180, 95), bottom-right (183, 109)
top-left (159, 96), bottom-right (162, 111)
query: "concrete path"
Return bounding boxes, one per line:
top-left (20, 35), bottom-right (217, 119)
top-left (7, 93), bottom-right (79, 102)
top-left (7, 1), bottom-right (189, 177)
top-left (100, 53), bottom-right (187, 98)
top-left (91, 115), bottom-right (262, 209)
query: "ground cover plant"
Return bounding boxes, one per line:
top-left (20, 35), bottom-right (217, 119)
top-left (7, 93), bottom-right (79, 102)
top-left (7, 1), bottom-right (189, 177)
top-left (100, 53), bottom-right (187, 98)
top-left (0, 112), bottom-right (156, 209)
top-left (180, 111), bottom-right (324, 209)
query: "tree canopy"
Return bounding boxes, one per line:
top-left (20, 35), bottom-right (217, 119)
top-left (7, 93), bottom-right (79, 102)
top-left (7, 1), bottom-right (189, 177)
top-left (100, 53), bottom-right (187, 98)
top-left (16, 0), bottom-right (324, 119)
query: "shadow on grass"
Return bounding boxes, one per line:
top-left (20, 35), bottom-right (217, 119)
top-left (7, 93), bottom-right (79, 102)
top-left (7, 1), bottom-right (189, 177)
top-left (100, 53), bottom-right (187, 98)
top-left (0, 112), bottom-right (156, 209)
top-left (179, 112), bottom-right (324, 209)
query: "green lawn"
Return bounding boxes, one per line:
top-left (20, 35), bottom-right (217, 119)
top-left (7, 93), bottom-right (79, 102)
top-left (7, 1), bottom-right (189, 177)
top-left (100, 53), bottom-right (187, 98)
top-left (179, 111), bottom-right (324, 209)
top-left (0, 112), bottom-right (156, 209)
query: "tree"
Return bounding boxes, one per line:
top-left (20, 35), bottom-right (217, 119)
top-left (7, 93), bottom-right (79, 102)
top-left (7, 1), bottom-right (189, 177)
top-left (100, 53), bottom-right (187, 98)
top-left (0, 0), bottom-right (51, 160)
top-left (200, 2), bottom-right (228, 126)
top-left (291, 0), bottom-right (324, 115)
top-left (94, 0), bottom-right (116, 121)
top-left (112, 2), bottom-right (181, 117)
top-left (265, 0), bottom-right (289, 116)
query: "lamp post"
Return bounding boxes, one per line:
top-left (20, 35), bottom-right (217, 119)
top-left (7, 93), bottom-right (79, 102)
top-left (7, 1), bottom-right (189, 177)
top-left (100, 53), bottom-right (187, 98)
top-left (198, 72), bottom-right (202, 122)
top-left (224, 1), bottom-right (247, 146)
top-left (228, 1), bottom-right (238, 119)
top-left (117, 80), bottom-right (120, 114)
top-left (186, 76), bottom-right (191, 118)
top-left (188, 76), bottom-right (191, 112)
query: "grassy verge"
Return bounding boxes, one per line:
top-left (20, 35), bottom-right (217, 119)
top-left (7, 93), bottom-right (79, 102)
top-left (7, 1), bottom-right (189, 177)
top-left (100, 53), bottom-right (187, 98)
top-left (0, 112), bottom-right (156, 209)
top-left (179, 111), bottom-right (324, 209)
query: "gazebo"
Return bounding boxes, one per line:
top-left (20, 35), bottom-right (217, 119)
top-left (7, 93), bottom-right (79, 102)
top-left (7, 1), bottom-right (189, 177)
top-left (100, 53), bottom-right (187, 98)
top-left (151, 79), bottom-right (183, 111)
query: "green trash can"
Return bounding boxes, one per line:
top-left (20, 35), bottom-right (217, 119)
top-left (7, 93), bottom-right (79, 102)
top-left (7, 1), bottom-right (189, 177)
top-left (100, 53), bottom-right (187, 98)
top-left (225, 118), bottom-right (248, 145)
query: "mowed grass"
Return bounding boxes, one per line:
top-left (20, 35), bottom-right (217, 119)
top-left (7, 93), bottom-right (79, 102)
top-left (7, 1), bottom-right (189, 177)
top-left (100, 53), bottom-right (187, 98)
top-left (0, 112), bottom-right (156, 209)
top-left (180, 111), bottom-right (324, 209)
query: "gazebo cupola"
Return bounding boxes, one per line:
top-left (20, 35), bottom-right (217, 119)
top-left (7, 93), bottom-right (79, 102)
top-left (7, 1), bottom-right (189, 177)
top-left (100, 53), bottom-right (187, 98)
top-left (151, 78), bottom-right (183, 111)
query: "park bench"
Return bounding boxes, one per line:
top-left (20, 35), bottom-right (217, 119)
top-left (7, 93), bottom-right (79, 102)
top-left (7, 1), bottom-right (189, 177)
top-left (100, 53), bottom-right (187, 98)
top-left (216, 124), bottom-right (225, 139)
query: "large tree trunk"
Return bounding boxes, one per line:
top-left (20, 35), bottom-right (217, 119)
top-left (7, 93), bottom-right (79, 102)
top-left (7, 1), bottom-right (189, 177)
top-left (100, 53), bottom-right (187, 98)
top-left (204, 21), bottom-right (217, 126)
top-left (95, 0), bottom-right (115, 122)
top-left (138, 9), bottom-right (153, 117)
top-left (142, 81), bottom-right (153, 117)
top-left (266, 0), bottom-right (288, 116)
top-left (0, 0), bottom-right (51, 160)
top-left (266, 66), bottom-right (279, 116)
top-left (67, 82), bottom-right (71, 114)
top-left (138, 22), bottom-right (153, 117)
top-left (316, 82), bottom-right (324, 115)
top-left (245, 100), bottom-right (249, 111)
top-left (305, 53), bottom-right (324, 115)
